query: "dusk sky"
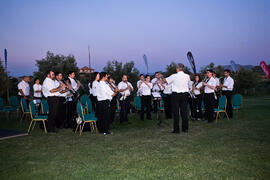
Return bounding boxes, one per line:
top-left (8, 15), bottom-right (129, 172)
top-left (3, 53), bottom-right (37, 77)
top-left (0, 0), bottom-right (269, 77)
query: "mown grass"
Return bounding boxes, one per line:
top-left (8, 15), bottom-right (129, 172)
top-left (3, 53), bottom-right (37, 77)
top-left (0, 96), bottom-right (270, 179)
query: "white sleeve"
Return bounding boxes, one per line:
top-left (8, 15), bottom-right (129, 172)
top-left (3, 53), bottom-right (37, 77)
top-left (118, 82), bottom-right (124, 90)
top-left (228, 79), bottom-right (234, 89)
top-left (128, 82), bottom-right (133, 89)
top-left (166, 74), bottom-right (175, 84)
top-left (18, 82), bottom-right (23, 90)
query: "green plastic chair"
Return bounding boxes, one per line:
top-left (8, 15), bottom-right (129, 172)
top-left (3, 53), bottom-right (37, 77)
top-left (201, 100), bottom-right (205, 111)
top-left (214, 95), bottom-right (229, 122)
top-left (134, 96), bottom-right (142, 111)
top-left (28, 101), bottom-right (47, 134)
top-left (80, 95), bottom-right (89, 111)
top-left (9, 96), bottom-right (20, 111)
top-left (20, 98), bottom-right (30, 121)
top-left (233, 94), bottom-right (242, 112)
top-left (75, 101), bottom-right (98, 136)
top-left (86, 97), bottom-right (96, 116)
top-left (115, 99), bottom-right (120, 113)
top-left (41, 99), bottom-right (49, 115)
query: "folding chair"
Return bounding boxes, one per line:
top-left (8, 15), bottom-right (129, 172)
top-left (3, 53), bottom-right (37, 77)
top-left (28, 101), bottom-right (47, 134)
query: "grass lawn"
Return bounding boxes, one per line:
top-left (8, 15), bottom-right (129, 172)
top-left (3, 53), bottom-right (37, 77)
top-left (0, 96), bottom-right (270, 179)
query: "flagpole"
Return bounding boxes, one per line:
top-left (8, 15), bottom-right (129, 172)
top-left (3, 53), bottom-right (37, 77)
top-left (88, 45), bottom-right (91, 69)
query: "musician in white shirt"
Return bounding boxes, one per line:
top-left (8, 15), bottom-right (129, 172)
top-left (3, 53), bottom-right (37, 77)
top-left (42, 70), bottom-right (66, 133)
top-left (108, 75), bottom-right (118, 125)
top-left (137, 74), bottom-right (145, 97)
top-left (96, 72), bottom-right (118, 135)
top-left (220, 69), bottom-right (234, 118)
top-left (89, 72), bottom-right (99, 112)
top-left (192, 74), bottom-right (203, 120)
top-left (151, 72), bottom-right (164, 113)
top-left (118, 74), bottom-right (133, 123)
top-left (139, 75), bottom-right (152, 120)
top-left (55, 72), bottom-right (70, 129)
top-left (162, 81), bottom-right (172, 120)
top-left (213, 71), bottom-right (220, 108)
top-left (18, 76), bottom-right (31, 103)
top-left (33, 78), bottom-right (42, 99)
top-left (163, 63), bottom-right (190, 133)
top-left (202, 69), bottom-right (216, 123)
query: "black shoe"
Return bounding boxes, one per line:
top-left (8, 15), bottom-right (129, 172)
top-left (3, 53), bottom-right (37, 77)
top-left (171, 130), bottom-right (179, 134)
top-left (182, 129), bottom-right (188, 133)
top-left (208, 120), bottom-right (214, 123)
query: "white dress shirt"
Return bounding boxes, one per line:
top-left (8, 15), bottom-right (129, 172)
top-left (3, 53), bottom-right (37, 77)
top-left (204, 77), bottom-right (216, 93)
top-left (42, 77), bottom-right (58, 98)
top-left (193, 82), bottom-right (203, 95)
top-left (88, 83), bottom-right (93, 95)
top-left (92, 80), bottom-right (99, 96)
top-left (222, 76), bottom-right (234, 91)
top-left (33, 84), bottom-right (42, 97)
top-left (215, 77), bottom-right (220, 87)
top-left (163, 83), bottom-right (172, 95)
top-left (166, 71), bottom-right (190, 93)
top-left (96, 81), bottom-right (114, 101)
top-left (68, 77), bottom-right (79, 91)
top-left (139, 82), bottom-right (152, 96)
top-left (18, 80), bottom-right (30, 96)
top-left (118, 81), bottom-right (133, 100)
top-left (55, 80), bottom-right (67, 97)
top-left (137, 80), bottom-right (143, 96)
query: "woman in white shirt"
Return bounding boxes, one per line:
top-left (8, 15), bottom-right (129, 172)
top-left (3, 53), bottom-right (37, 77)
top-left (139, 75), bottom-right (153, 120)
top-left (89, 72), bottom-right (100, 112)
top-left (162, 82), bottom-right (172, 119)
top-left (33, 78), bottom-right (42, 100)
top-left (192, 74), bottom-right (203, 120)
top-left (202, 70), bottom-right (216, 123)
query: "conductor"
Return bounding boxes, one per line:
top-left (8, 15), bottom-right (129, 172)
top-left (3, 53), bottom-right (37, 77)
top-left (163, 63), bottom-right (190, 133)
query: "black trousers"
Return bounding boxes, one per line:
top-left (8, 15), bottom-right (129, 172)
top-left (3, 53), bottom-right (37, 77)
top-left (110, 96), bottom-right (117, 124)
top-left (56, 97), bottom-right (66, 128)
top-left (188, 96), bottom-right (194, 118)
top-left (163, 94), bottom-right (172, 119)
top-left (120, 96), bottom-right (130, 122)
top-left (192, 94), bottom-right (203, 119)
top-left (153, 98), bottom-right (160, 113)
top-left (47, 96), bottom-right (59, 132)
top-left (172, 92), bottom-right (189, 132)
top-left (66, 100), bottom-right (76, 128)
top-left (97, 100), bottom-right (110, 133)
top-left (141, 95), bottom-right (152, 120)
top-left (214, 91), bottom-right (220, 108)
top-left (222, 90), bottom-right (233, 118)
top-left (204, 93), bottom-right (215, 122)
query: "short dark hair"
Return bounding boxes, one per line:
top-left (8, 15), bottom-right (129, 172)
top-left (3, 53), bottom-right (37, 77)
top-left (155, 72), bottom-right (159, 75)
top-left (122, 74), bottom-right (127, 78)
top-left (145, 75), bottom-right (151, 79)
top-left (68, 71), bottom-right (75, 76)
top-left (55, 72), bottom-right (62, 76)
top-left (46, 70), bottom-right (54, 75)
top-left (224, 69), bottom-right (231, 74)
top-left (34, 77), bottom-right (39, 83)
top-left (108, 75), bottom-right (114, 80)
top-left (176, 63), bottom-right (185, 71)
top-left (140, 74), bottom-right (144, 77)
top-left (100, 72), bottom-right (108, 79)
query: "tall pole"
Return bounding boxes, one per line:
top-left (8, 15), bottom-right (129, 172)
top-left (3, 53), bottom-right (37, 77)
top-left (88, 45), bottom-right (91, 69)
